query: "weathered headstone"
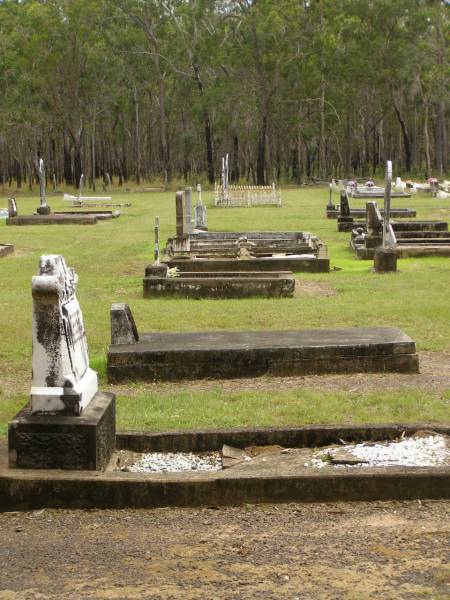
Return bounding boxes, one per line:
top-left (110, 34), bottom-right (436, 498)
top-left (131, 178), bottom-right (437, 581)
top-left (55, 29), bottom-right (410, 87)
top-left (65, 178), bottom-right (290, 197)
top-left (36, 158), bottom-right (51, 215)
top-left (8, 255), bottom-right (115, 470)
top-left (375, 161), bottom-right (397, 273)
top-left (31, 255), bottom-right (98, 415)
top-left (176, 191), bottom-right (186, 238)
top-left (185, 187), bottom-right (193, 233)
top-left (8, 198), bottom-right (17, 217)
top-left (194, 203), bottom-right (207, 229)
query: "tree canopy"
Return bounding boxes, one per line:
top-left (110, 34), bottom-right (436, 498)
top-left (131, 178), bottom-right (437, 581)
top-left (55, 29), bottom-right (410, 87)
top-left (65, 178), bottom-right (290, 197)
top-left (0, 0), bottom-right (448, 188)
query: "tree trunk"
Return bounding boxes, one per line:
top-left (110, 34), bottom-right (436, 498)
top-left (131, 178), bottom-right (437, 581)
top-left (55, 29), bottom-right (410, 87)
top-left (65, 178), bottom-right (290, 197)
top-left (256, 115), bottom-right (267, 185)
top-left (392, 91), bottom-right (412, 172)
top-left (193, 65), bottom-right (214, 184)
top-left (231, 134), bottom-right (240, 183)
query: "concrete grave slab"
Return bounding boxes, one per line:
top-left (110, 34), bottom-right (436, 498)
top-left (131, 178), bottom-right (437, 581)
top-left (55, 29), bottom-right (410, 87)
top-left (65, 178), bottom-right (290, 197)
top-left (7, 214), bottom-right (97, 225)
top-left (107, 311), bottom-right (419, 382)
top-left (143, 270), bottom-right (296, 298)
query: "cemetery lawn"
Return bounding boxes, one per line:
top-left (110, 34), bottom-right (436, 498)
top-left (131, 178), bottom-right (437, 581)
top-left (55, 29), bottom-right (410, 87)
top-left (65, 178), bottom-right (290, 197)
top-left (0, 186), bottom-right (449, 435)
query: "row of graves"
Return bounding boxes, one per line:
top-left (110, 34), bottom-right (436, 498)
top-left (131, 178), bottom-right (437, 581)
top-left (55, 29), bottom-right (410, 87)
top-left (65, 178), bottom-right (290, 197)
top-left (327, 163), bottom-right (450, 261)
top-left (6, 161), bottom-right (121, 226)
top-left (142, 186), bottom-right (328, 300)
top-left (330, 177), bottom-right (411, 200)
top-left (214, 154), bottom-right (282, 207)
top-left (7, 254), bottom-right (448, 512)
top-left (2, 163), bottom-right (448, 509)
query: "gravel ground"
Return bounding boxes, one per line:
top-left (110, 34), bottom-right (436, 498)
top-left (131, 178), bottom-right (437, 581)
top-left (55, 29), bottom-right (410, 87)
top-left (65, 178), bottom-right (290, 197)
top-left (308, 434), bottom-right (450, 469)
top-left (0, 501), bottom-right (449, 599)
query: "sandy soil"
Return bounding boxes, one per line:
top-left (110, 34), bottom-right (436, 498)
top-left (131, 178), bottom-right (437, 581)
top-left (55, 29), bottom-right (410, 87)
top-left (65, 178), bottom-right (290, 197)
top-left (0, 501), bottom-right (448, 599)
top-left (2, 346), bottom-right (450, 399)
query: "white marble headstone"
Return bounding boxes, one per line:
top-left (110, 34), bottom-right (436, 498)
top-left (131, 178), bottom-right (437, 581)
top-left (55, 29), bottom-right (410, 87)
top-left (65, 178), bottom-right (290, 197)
top-left (30, 255), bottom-right (98, 415)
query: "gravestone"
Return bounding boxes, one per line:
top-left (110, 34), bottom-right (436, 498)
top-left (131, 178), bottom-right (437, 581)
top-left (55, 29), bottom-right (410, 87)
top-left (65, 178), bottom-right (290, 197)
top-left (8, 255), bottom-right (115, 470)
top-left (375, 160), bottom-right (397, 273)
top-left (194, 202), bottom-right (207, 230)
top-left (31, 255), bottom-right (98, 415)
top-left (337, 190), bottom-right (354, 231)
top-left (8, 198), bottom-right (17, 217)
top-left (36, 158), bottom-right (51, 215)
top-left (185, 187), bottom-right (193, 233)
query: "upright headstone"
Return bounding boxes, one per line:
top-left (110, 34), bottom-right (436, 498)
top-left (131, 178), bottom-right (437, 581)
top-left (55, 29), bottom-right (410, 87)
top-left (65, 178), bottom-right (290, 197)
top-left (8, 198), bottom-right (17, 217)
top-left (194, 203), bottom-right (207, 229)
top-left (375, 160), bottom-right (397, 272)
top-left (36, 158), bottom-right (51, 215)
top-left (176, 191), bottom-right (186, 238)
top-left (31, 255), bottom-right (98, 415)
top-left (185, 187), bottom-right (192, 233)
top-left (8, 255), bottom-right (116, 471)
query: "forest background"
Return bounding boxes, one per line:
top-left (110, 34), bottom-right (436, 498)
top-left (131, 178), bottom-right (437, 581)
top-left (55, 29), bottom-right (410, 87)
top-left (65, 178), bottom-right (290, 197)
top-left (0, 0), bottom-right (448, 190)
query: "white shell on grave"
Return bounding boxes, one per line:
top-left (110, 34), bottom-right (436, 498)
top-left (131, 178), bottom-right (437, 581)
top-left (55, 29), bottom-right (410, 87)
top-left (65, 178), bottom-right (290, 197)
top-left (30, 255), bottom-right (98, 415)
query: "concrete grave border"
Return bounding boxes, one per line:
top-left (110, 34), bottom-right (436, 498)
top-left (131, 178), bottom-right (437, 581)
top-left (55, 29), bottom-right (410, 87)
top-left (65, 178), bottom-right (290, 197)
top-left (1, 423), bottom-right (448, 511)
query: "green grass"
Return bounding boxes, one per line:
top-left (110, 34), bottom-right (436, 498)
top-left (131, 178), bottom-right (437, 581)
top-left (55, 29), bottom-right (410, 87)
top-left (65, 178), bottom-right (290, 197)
top-left (0, 184), bottom-right (449, 432)
top-left (114, 388), bottom-right (450, 432)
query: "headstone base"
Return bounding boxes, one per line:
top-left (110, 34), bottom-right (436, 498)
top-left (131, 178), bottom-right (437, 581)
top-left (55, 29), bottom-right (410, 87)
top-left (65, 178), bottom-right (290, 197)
top-left (8, 392), bottom-right (115, 470)
top-left (374, 247), bottom-right (398, 273)
top-left (36, 205), bottom-right (51, 215)
top-left (147, 264), bottom-right (169, 278)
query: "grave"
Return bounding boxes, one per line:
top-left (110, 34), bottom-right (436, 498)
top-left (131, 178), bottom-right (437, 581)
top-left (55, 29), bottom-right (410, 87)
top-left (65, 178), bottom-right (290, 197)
top-left (331, 178), bottom-right (411, 199)
top-left (62, 173), bottom-right (113, 206)
top-left (1, 423), bottom-right (448, 509)
top-left (6, 167), bottom-right (120, 225)
top-left (326, 184), bottom-right (416, 223)
top-left (351, 201), bottom-right (450, 259)
top-left (214, 154), bottom-right (282, 207)
top-left (107, 304), bottom-right (418, 382)
top-left (144, 268), bottom-right (296, 299)
top-left (162, 190), bottom-right (329, 273)
top-left (8, 255), bottom-right (115, 470)
top-left (144, 214), bottom-right (296, 298)
top-left (327, 189), bottom-right (416, 228)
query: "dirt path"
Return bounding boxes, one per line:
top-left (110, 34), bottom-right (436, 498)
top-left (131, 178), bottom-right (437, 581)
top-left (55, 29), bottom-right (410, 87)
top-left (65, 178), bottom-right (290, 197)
top-left (0, 501), bottom-right (449, 599)
top-left (2, 351), bottom-right (450, 400)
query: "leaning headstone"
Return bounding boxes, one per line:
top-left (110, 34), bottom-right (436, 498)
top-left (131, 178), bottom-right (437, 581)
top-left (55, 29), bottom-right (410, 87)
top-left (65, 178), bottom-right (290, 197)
top-left (36, 158), bottom-right (51, 215)
top-left (8, 255), bottom-right (115, 470)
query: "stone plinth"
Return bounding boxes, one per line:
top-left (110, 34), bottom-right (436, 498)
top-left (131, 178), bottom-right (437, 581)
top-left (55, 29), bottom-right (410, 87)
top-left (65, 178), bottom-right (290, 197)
top-left (36, 205), bottom-right (51, 215)
top-left (143, 271), bottom-right (295, 299)
top-left (8, 392), bottom-right (115, 470)
top-left (107, 325), bottom-right (419, 383)
top-left (0, 244), bottom-right (14, 257)
top-left (374, 247), bottom-right (398, 273)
